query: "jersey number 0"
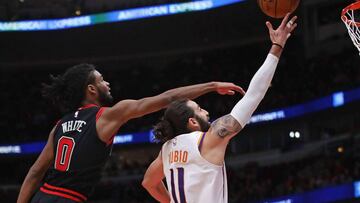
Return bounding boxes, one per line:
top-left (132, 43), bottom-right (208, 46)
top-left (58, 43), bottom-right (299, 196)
top-left (55, 136), bottom-right (75, 172)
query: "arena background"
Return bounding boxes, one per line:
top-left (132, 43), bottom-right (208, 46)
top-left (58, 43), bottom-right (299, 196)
top-left (1, 0), bottom-right (360, 202)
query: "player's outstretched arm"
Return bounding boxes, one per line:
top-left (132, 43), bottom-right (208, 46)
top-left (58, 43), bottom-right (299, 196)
top-left (142, 152), bottom-right (170, 203)
top-left (210, 13), bottom-right (298, 139)
top-left (17, 126), bottom-right (56, 203)
top-left (96, 82), bottom-right (244, 143)
top-left (201, 14), bottom-right (298, 165)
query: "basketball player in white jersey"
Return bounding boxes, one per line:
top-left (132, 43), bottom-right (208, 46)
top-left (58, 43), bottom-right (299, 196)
top-left (142, 14), bottom-right (298, 203)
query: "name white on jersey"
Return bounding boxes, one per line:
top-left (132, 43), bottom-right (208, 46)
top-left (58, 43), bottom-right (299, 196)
top-left (61, 120), bottom-right (86, 133)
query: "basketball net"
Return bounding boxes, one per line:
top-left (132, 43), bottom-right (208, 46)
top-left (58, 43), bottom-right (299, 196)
top-left (342, 1), bottom-right (360, 54)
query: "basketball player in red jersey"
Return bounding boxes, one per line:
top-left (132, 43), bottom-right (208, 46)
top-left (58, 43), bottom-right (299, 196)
top-left (17, 64), bottom-right (244, 203)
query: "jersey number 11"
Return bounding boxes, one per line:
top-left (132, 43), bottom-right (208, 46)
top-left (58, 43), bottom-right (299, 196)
top-left (170, 167), bottom-right (186, 203)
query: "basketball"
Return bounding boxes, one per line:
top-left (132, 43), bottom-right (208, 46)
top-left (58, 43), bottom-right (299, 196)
top-left (257, 0), bottom-right (300, 19)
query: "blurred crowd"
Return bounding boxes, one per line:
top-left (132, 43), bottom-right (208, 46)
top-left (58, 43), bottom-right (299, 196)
top-left (88, 152), bottom-right (358, 203)
top-left (227, 154), bottom-right (356, 202)
top-left (1, 46), bottom-right (359, 144)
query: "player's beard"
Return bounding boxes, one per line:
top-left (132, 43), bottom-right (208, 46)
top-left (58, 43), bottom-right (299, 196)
top-left (97, 87), bottom-right (113, 106)
top-left (194, 115), bottom-right (210, 132)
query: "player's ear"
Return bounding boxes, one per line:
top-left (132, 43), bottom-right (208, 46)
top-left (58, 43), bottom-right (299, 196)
top-left (188, 117), bottom-right (197, 125)
top-left (87, 84), bottom-right (97, 94)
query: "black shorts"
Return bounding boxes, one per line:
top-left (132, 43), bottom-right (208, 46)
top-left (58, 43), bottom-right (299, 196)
top-left (31, 190), bottom-right (82, 203)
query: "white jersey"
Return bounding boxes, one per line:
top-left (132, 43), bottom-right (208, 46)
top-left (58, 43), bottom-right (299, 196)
top-left (162, 131), bottom-right (228, 203)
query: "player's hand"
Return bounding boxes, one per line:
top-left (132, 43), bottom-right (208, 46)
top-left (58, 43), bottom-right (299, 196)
top-left (266, 13), bottom-right (297, 48)
top-left (214, 82), bottom-right (245, 95)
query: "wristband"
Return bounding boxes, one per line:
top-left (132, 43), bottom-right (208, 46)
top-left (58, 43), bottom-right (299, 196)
top-left (272, 43), bottom-right (283, 49)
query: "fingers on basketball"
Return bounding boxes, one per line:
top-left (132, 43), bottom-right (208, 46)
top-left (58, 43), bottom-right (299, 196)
top-left (280, 13), bottom-right (291, 28)
top-left (266, 21), bottom-right (274, 32)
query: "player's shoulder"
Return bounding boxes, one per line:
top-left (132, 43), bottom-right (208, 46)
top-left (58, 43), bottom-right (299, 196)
top-left (179, 131), bottom-right (203, 139)
top-left (173, 131), bottom-right (204, 143)
top-left (162, 131), bottom-right (204, 146)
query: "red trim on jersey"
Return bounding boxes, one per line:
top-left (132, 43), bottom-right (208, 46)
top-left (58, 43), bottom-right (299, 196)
top-left (96, 107), bottom-right (106, 121)
top-left (106, 133), bottom-right (116, 146)
top-left (40, 187), bottom-right (83, 202)
top-left (54, 119), bottom-right (62, 133)
top-left (43, 183), bottom-right (87, 201)
top-left (95, 107), bottom-right (114, 146)
top-left (55, 119), bottom-right (61, 126)
top-left (78, 104), bottom-right (98, 110)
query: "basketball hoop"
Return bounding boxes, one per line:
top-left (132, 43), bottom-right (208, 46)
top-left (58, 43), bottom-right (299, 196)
top-left (342, 1), bottom-right (360, 54)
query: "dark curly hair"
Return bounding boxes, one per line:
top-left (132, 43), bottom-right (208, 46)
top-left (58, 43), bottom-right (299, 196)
top-left (42, 63), bottom-right (96, 114)
top-left (153, 99), bottom-right (195, 143)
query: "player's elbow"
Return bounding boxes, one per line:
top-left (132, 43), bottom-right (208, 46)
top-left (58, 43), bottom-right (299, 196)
top-left (142, 177), bottom-right (151, 189)
top-left (142, 174), bottom-right (159, 190)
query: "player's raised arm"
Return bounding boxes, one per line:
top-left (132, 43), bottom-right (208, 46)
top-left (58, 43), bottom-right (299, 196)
top-left (208, 14), bottom-right (298, 141)
top-left (96, 82), bottom-right (244, 142)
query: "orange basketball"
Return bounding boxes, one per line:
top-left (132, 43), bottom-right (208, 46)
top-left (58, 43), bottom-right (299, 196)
top-left (257, 0), bottom-right (300, 19)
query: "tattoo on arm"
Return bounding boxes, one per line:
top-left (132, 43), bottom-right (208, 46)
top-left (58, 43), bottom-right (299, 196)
top-left (211, 114), bottom-right (242, 138)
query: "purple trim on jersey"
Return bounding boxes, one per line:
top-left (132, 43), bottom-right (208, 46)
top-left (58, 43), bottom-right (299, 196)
top-left (178, 167), bottom-right (186, 203)
top-left (170, 169), bottom-right (179, 203)
top-left (222, 166), bottom-right (225, 200)
top-left (198, 132), bottom-right (206, 152)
